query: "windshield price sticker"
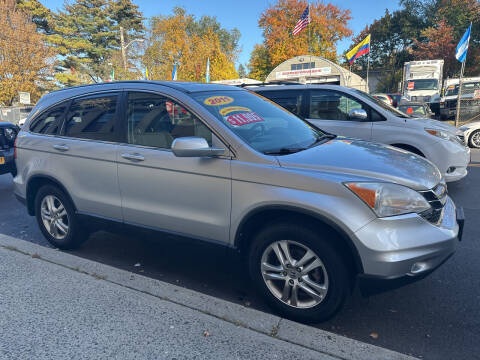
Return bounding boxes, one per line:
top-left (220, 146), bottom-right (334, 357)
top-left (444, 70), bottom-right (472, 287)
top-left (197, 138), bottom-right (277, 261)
top-left (204, 96), bottom-right (234, 106)
top-left (226, 112), bottom-right (264, 126)
top-left (219, 106), bottom-right (251, 116)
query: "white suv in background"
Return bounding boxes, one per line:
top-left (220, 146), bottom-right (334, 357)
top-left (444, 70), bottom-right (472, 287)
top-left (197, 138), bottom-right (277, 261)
top-left (253, 85), bottom-right (470, 182)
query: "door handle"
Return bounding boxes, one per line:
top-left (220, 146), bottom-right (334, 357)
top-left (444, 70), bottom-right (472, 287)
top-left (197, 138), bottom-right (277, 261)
top-left (121, 153), bottom-right (145, 162)
top-left (53, 144), bottom-right (69, 151)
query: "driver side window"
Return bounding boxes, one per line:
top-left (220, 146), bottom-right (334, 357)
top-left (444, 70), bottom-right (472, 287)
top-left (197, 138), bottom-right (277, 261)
top-left (126, 92), bottom-right (212, 149)
top-left (309, 90), bottom-right (369, 121)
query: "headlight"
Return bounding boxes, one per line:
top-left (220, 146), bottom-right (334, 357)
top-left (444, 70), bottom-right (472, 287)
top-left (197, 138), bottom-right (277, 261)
top-left (425, 128), bottom-right (459, 143)
top-left (345, 182), bottom-right (431, 217)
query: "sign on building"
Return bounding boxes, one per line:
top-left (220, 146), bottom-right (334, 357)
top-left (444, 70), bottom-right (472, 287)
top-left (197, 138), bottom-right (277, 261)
top-left (276, 67), bottom-right (332, 80)
top-left (18, 92), bottom-right (31, 105)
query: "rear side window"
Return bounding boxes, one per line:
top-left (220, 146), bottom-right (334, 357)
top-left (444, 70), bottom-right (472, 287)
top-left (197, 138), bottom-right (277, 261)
top-left (257, 90), bottom-right (303, 117)
top-left (30, 103), bottom-right (67, 135)
top-left (64, 94), bottom-right (118, 141)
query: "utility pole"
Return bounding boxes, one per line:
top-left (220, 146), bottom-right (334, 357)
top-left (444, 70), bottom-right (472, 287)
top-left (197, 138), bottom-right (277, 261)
top-left (120, 26), bottom-right (144, 76)
top-left (120, 26), bottom-right (127, 73)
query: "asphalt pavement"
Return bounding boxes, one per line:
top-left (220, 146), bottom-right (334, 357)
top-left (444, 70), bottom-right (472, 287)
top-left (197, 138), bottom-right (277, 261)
top-left (1, 150), bottom-right (479, 360)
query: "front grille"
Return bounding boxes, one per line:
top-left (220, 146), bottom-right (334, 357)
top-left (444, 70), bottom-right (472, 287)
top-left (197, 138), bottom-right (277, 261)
top-left (419, 183), bottom-right (447, 225)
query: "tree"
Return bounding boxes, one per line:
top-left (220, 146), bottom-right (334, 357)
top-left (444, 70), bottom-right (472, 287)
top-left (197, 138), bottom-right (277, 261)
top-left (436, 0), bottom-right (480, 75)
top-left (48, 0), bottom-right (144, 86)
top-left (108, 0), bottom-right (145, 80)
top-left (143, 7), bottom-right (239, 81)
top-left (0, 0), bottom-right (54, 105)
top-left (16, 0), bottom-right (54, 33)
top-left (237, 64), bottom-right (247, 78)
top-left (248, 0), bottom-right (351, 80)
top-left (248, 44), bottom-right (271, 81)
top-left (413, 20), bottom-right (457, 77)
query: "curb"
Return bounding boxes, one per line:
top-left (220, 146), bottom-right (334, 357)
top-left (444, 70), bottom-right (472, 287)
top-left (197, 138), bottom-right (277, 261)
top-left (0, 234), bottom-right (418, 360)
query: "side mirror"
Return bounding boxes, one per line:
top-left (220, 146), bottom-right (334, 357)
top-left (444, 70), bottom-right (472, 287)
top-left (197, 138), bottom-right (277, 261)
top-left (171, 137), bottom-right (225, 158)
top-left (348, 108), bottom-right (368, 121)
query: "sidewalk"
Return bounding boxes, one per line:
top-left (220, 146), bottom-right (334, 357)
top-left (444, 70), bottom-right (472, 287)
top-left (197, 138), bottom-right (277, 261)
top-left (0, 235), bottom-right (418, 360)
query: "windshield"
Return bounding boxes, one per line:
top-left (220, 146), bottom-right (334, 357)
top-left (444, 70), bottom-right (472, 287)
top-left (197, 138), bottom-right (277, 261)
top-left (352, 89), bottom-right (409, 118)
top-left (406, 79), bottom-right (438, 91)
top-left (192, 90), bottom-right (327, 154)
top-left (445, 82), bottom-right (480, 97)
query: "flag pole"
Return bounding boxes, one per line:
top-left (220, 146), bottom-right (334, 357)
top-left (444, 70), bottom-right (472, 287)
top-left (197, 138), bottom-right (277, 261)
top-left (308, 3), bottom-right (312, 84)
top-left (366, 35), bottom-right (370, 93)
top-left (455, 60), bottom-right (465, 127)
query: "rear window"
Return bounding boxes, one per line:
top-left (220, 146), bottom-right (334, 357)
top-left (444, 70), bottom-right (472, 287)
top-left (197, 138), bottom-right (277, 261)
top-left (63, 94), bottom-right (118, 141)
top-left (30, 103), bottom-right (67, 135)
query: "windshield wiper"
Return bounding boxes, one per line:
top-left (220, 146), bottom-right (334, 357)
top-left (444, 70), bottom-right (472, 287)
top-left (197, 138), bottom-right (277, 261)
top-left (264, 147), bottom-right (306, 155)
top-left (306, 134), bottom-right (336, 149)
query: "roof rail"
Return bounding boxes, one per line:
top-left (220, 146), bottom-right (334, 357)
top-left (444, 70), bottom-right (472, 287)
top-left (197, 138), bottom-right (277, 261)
top-left (238, 80), bottom-right (304, 88)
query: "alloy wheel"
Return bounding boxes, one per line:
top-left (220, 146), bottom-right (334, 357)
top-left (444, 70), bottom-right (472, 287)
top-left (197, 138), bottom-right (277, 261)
top-left (40, 195), bottom-right (69, 240)
top-left (261, 240), bottom-right (329, 309)
top-left (471, 131), bottom-right (480, 148)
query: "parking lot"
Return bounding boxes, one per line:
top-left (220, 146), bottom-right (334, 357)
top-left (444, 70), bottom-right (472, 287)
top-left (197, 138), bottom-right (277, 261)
top-left (1, 149), bottom-right (479, 360)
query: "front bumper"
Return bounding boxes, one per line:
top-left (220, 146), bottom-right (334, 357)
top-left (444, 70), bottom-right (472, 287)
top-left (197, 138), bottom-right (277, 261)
top-left (429, 141), bottom-right (470, 182)
top-left (353, 197), bottom-right (462, 293)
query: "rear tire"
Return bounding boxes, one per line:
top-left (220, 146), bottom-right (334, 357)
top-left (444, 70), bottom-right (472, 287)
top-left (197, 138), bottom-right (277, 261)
top-left (248, 222), bottom-right (350, 323)
top-left (34, 185), bottom-right (88, 249)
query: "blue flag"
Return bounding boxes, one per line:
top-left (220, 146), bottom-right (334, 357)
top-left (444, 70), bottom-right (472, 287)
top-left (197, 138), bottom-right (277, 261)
top-left (206, 58), bottom-right (210, 83)
top-left (172, 64), bottom-right (177, 81)
top-left (456, 23), bottom-right (472, 63)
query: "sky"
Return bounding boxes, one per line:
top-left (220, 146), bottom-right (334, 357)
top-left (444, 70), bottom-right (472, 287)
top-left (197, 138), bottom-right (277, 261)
top-left (41, 0), bottom-right (401, 67)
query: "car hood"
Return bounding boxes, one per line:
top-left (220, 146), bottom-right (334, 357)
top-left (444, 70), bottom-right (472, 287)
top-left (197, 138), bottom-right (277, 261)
top-left (277, 138), bottom-right (441, 190)
top-left (406, 117), bottom-right (459, 134)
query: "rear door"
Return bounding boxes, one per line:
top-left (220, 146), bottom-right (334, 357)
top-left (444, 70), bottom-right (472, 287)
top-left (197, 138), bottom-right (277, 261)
top-left (116, 91), bottom-right (232, 243)
top-left (306, 89), bottom-right (374, 140)
top-left (54, 92), bottom-right (123, 220)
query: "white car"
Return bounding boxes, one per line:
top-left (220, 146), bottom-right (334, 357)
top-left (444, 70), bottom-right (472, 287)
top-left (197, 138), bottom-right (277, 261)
top-left (459, 121), bottom-right (480, 148)
top-left (253, 84), bottom-right (471, 182)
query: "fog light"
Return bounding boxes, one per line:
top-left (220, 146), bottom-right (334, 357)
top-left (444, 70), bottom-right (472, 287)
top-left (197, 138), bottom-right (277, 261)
top-left (411, 262), bottom-right (427, 274)
top-left (446, 167), bottom-right (456, 174)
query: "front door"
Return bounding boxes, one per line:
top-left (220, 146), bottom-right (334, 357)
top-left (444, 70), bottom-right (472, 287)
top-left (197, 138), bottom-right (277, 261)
top-left (117, 91), bottom-right (232, 243)
top-left (306, 89), bottom-right (373, 140)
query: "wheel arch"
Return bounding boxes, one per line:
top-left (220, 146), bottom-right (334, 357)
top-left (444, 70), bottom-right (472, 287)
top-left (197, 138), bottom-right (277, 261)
top-left (26, 175), bottom-right (76, 216)
top-left (234, 205), bottom-right (364, 275)
top-left (390, 143), bottom-right (425, 157)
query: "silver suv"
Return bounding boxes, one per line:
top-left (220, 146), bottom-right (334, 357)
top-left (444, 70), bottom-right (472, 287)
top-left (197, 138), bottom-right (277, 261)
top-left (14, 82), bottom-right (464, 322)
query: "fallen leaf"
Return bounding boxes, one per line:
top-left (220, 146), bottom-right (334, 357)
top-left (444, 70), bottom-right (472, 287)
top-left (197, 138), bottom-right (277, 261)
top-left (203, 331), bottom-right (210, 337)
top-left (369, 333), bottom-right (379, 339)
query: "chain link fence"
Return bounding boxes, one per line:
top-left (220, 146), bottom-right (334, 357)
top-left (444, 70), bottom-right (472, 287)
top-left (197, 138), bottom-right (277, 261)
top-left (453, 82), bottom-right (480, 126)
top-left (0, 106), bottom-right (33, 126)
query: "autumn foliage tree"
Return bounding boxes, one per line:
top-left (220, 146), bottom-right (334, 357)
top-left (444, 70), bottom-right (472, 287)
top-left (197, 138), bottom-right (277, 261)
top-left (413, 20), bottom-right (456, 77)
top-left (0, 0), bottom-right (54, 105)
top-left (143, 7), bottom-right (239, 81)
top-left (249, 0), bottom-right (351, 80)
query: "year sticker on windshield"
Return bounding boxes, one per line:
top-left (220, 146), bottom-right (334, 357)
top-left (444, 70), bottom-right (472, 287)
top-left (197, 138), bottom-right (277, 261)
top-left (204, 96), bottom-right (234, 106)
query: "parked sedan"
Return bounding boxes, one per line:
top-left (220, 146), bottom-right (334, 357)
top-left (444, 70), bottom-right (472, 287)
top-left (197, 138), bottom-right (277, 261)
top-left (0, 122), bottom-right (19, 176)
top-left (398, 101), bottom-right (434, 118)
top-left (459, 121), bottom-right (480, 148)
top-left (253, 84), bottom-right (470, 182)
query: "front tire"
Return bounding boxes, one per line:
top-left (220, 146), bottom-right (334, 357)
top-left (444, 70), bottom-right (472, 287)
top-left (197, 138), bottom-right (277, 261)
top-left (34, 185), bottom-right (87, 249)
top-left (469, 130), bottom-right (480, 148)
top-left (248, 222), bottom-right (350, 323)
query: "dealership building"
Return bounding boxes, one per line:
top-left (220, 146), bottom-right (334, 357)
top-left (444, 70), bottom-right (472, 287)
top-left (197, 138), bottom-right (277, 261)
top-left (265, 55), bottom-right (368, 92)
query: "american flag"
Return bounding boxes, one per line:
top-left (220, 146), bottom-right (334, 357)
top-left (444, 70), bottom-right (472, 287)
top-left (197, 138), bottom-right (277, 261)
top-left (292, 5), bottom-right (310, 36)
